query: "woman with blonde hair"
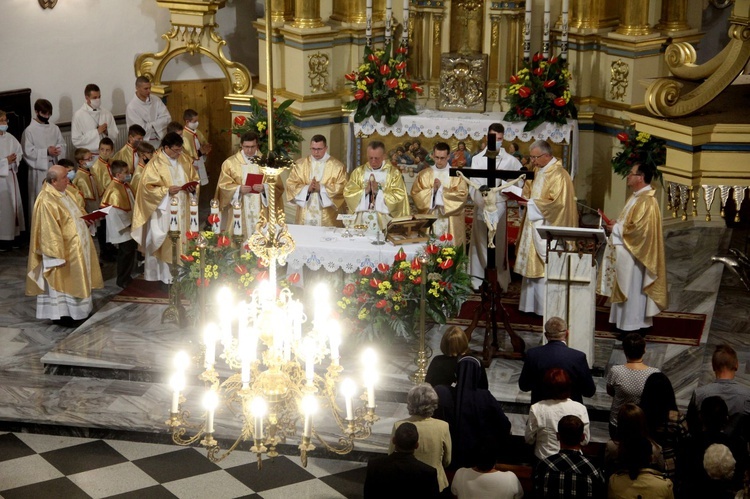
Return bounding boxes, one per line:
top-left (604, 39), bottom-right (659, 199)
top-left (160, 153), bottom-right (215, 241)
top-left (426, 326), bottom-right (487, 387)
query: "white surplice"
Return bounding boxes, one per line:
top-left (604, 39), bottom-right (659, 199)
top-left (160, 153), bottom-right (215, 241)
top-left (125, 94), bottom-right (171, 147)
top-left (105, 188), bottom-right (135, 245)
top-left (430, 164), bottom-right (453, 237)
top-left (71, 102), bottom-right (119, 151)
top-left (0, 132), bottom-right (24, 240)
top-left (21, 120), bottom-right (66, 216)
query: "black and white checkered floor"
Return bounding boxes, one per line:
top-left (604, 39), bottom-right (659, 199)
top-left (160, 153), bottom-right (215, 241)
top-left (0, 432), bottom-right (367, 498)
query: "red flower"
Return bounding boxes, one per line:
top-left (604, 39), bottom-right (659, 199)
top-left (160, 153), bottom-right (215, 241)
top-left (439, 233), bottom-right (454, 242)
top-left (549, 56), bottom-right (558, 64)
top-left (617, 132), bottom-right (630, 143)
top-left (343, 283), bottom-right (356, 297)
top-left (533, 52), bottom-right (544, 62)
top-left (196, 278), bottom-right (209, 287)
top-left (207, 214), bottom-right (220, 225)
top-left (288, 272), bottom-right (301, 284)
top-left (180, 254), bottom-right (195, 262)
top-left (543, 80), bottom-right (556, 88)
top-left (257, 270), bottom-right (269, 281)
top-left (392, 271), bottom-right (405, 282)
top-left (426, 244), bottom-right (439, 255)
top-left (438, 258), bottom-right (454, 270)
top-left (360, 266), bottom-right (373, 276)
top-left (354, 89), bottom-right (367, 100)
top-left (554, 97), bottom-right (567, 107)
top-left (395, 61), bottom-right (406, 71)
top-left (369, 278), bottom-right (382, 288)
top-left (394, 248), bottom-right (407, 262)
top-left (375, 299), bottom-right (387, 309)
top-left (216, 235), bottom-right (231, 248)
top-left (518, 86), bottom-right (531, 98)
top-left (186, 231), bottom-right (199, 240)
top-left (367, 53), bottom-right (379, 63)
top-left (233, 115), bottom-right (247, 127)
top-left (533, 67), bottom-right (544, 76)
top-left (386, 78), bottom-right (399, 89)
top-left (396, 45), bottom-right (408, 54)
top-left (412, 83), bottom-right (423, 94)
top-left (364, 76), bottom-right (375, 85)
top-left (345, 72), bottom-right (357, 81)
top-left (510, 75), bottom-right (519, 84)
top-left (413, 276), bottom-right (422, 285)
top-left (357, 293), bottom-right (368, 303)
top-left (379, 64), bottom-right (390, 75)
top-left (411, 257), bottom-right (421, 270)
top-left (523, 108), bottom-right (534, 118)
top-left (377, 262), bottom-right (390, 273)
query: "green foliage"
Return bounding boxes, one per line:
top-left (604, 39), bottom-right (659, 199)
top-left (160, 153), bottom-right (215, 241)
top-left (611, 126), bottom-right (666, 181)
top-left (231, 97), bottom-right (303, 158)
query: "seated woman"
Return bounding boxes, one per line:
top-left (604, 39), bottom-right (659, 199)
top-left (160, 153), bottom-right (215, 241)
top-left (425, 326), bottom-right (488, 388)
top-left (605, 403), bottom-right (665, 478)
top-left (525, 367), bottom-right (590, 460)
top-left (389, 384), bottom-right (452, 493)
top-left (434, 355), bottom-right (511, 470)
top-left (451, 441), bottom-right (524, 499)
top-left (449, 141), bottom-right (471, 167)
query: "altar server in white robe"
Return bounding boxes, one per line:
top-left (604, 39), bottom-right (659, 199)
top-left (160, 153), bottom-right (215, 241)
top-left (126, 76), bottom-right (171, 148)
top-left (182, 109), bottom-right (212, 187)
top-left (343, 140), bottom-right (410, 231)
top-left (286, 134), bottom-right (347, 227)
top-left (132, 132), bottom-right (199, 284)
top-left (410, 141), bottom-right (469, 247)
top-left (100, 161), bottom-right (138, 289)
top-left (0, 110), bottom-right (24, 248)
top-left (22, 99), bottom-right (66, 219)
top-left (71, 84), bottom-right (119, 153)
top-left (215, 132), bottom-right (284, 238)
top-left (514, 140), bottom-right (578, 316)
top-left (468, 124), bottom-right (522, 291)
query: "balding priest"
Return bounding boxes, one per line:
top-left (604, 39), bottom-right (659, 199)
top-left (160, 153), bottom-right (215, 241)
top-left (286, 134), bottom-right (347, 227)
top-left (26, 165), bottom-right (103, 326)
top-left (132, 132), bottom-right (199, 284)
top-left (343, 140), bottom-right (409, 231)
top-left (126, 76), bottom-right (171, 148)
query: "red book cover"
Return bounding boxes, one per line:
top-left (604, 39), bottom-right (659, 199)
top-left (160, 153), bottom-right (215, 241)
top-left (597, 209), bottom-right (613, 226)
top-left (81, 206), bottom-right (112, 222)
top-left (244, 173), bottom-right (264, 187)
top-left (181, 181), bottom-right (199, 191)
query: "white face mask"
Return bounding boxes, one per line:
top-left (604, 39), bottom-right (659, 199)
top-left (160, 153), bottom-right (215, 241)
top-left (67, 170), bottom-right (76, 181)
top-left (87, 159), bottom-right (96, 168)
top-left (0, 125), bottom-right (7, 133)
top-left (188, 121), bottom-right (199, 130)
top-left (89, 98), bottom-right (101, 110)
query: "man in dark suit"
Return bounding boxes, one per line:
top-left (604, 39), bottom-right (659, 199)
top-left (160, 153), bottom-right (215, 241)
top-left (519, 317), bottom-right (596, 403)
top-left (364, 422), bottom-right (440, 499)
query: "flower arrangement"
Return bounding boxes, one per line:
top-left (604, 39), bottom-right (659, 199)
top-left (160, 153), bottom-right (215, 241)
top-left (345, 42), bottom-right (423, 126)
top-left (611, 126), bottom-right (666, 180)
top-left (177, 229), bottom-right (300, 304)
top-left (336, 234), bottom-right (472, 342)
top-left (232, 97), bottom-right (303, 158)
top-left (505, 53), bottom-right (577, 132)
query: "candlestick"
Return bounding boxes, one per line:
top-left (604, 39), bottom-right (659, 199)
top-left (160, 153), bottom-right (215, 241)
top-left (189, 197), bottom-right (199, 234)
top-left (170, 373), bottom-right (184, 413)
top-left (251, 397), bottom-right (266, 439)
top-left (341, 378), bottom-right (356, 420)
top-left (169, 197), bottom-right (179, 231)
top-left (543, 0), bottom-right (551, 59)
top-left (361, 348), bottom-right (377, 408)
top-left (209, 198), bottom-right (221, 233)
top-left (204, 390), bottom-right (218, 433)
top-left (232, 201), bottom-right (242, 236)
top-left (366, 0), bottom-right (373, 44)
top-left (302, 395), bottom-right (317, 438)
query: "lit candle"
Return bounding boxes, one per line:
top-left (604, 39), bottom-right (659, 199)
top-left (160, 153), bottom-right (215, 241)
top-left (210, 198), bottom-right (221, 233)
top-left (543, 0), bottom-right (551, 59)
top-left (523, 0), bottom-right (532, 60)
top-left (304, 337), bottom-right (315, 386)
top-left (561, 0), bottom-right (569, 60)
top-left (385, 0), bottom-right (392, 41)
top-left (204, 323), bottom-right (218, 369)
top-left (189, 197), bottom-right (199, 234)
top-left (216, 287), bottom-right (234, 346)
top-left (314, 282), bottom-right (330, 327)
top-left (232, 201), bottom-right (242, 236)
top-left (173, 351), bottom-right (190, 372)
top-left (302, 395), bottom-right (317, 438)
top-left (291, 300), bottom-right (303, 341)
top-left (251, 397), bottom-right (266, 439)
top-left (361, 348), bottom-right (378, 408)
top-left (169, 197), bottom-right (179, 232)
top-left (402, 0), bottom-right (409, 45)
top-left (170, 373), bottom-right (185, 413)
top-left (366, 0), bottom-right (373, 42)
top-left (203, 390), bottom-right (218, 433)
top-left (329, 321), bottom-right (341, 366)
top-left (341, 378), bottom-right (356, 420)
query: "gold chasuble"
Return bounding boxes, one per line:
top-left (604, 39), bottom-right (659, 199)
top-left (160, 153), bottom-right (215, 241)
top-left (513, 159), bottom-right (577, 279)
top-left (91, 156), bottom-right (113, 195)
top-left (410, 166), bottom-right (468, 247)
top-left (131, 159), bottom-right (148, 197)
top-left (113, 143), bottom-right (138, 175)
top-left (66, 184), bottom-right (86, 212)
top-left (215, 151), bottom-right (284, 238)
top-left (101, 179), bottom-right (134, 212)
top-left (608, 188), bottom-right (668, 310)
top-left (286, 155), bottom-right (347, 226)
top-left (73, 167), bottom-right (100, 214)
top-left (26, 183), bottom-right (103, 299)
top-left (343, 162), bottom-right (409, 230)
top-left (132, 150), bottom-right (199, 269)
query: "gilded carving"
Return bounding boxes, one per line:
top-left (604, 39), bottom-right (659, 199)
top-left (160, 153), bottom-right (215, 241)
top-left (307, 52), bottom-right (330, 93)
top-left (609, 59), bottom-right (629, 102)
top-left (438, 53), bottom-right (488, 112)
top-left (702, 185), bottom-right (717, 222)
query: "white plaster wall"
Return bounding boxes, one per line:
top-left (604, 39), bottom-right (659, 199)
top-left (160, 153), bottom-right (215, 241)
top-left (0, 0), bottom-right (258, 123)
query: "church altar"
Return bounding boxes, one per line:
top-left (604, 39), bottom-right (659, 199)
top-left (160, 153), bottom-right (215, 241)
top-left (284, 224), bottom-right (424, 276)
top-left (348, 109), bottom-right (579, 177)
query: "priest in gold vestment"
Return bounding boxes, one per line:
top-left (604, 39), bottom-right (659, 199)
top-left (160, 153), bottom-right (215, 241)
top-left (215, 132), bottom-right (284, 238)
top-left (514, 140), bottom-right (578, 316)
top-left (132, 132), bottom-right (199, 284)
top-left (343, 140), bottom-right (409, 230)
top-left (410, 141), bottom-right (468, 246)
top-left (599, 163), bottom-right (668, 331)
top-left (286, 135), bottom-right (347, 227)
top-left (26, 165), bottom-right (103, 322)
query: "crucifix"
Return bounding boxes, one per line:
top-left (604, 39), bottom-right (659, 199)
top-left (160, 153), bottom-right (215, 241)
top-left (450, 135), bottom-right (535, 365)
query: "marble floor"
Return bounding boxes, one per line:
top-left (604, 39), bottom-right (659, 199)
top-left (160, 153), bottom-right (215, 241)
top-left (0, 222), bottom-right (747, 467)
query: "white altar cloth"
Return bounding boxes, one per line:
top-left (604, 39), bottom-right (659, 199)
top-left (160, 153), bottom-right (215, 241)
top-left (285, 224), bottom-right (424, 274)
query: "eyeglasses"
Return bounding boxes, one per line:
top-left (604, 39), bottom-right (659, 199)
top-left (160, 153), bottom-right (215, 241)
top-left (310, 147), bottom-right (326, 152)
top-left (170, 146), bottom-right (183, 152)
top-left (529, 154), bottom-right (547, 160)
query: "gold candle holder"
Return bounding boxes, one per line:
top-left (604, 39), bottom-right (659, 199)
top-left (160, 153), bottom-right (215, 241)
top-left (162, 230), bottom-right (187, 326)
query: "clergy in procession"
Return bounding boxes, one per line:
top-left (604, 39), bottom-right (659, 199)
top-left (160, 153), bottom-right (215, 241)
top-left (0, 110), bottom-right (24, 251)
top-left (410, 141), bottom-right (468, 246)
top-left (181, 109), bottom-right (212, 187)
top-left (71, 84), bottom-right (119, 153)
top-left (100, 160), bottom-right (137, 289)
top-left (131, 141), bottom-right (155, 196)
top-left (343, 140), bottom-right (410, 230)
top-left (113, 125), bottom-right (146, 176)
top-left (21, 99), bottom-right (66, 219)
top-left (26, 165), bottom-right (103, 326)
top-left (132, 132), bottom-right (199, 284)
top-left (286, 134), bottom-right (347, 227)
top-left (215, 131), bottom-right (284, 238)
top-left (125, 76), bottom-right (171, 148)
top-left (467, 124), bottom-right (523, 291)
top-left (599, 163), bottom-right (668, 332)
top-left (514, 139), bottom-right (578, 316)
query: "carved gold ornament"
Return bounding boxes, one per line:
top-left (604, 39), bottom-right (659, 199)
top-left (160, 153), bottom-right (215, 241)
top-left (438, 54), bottom-right (487, 112)
top-left (307, 53), bottom-right (330, 93)
top-left (609, 60), bottom-right (629, 102)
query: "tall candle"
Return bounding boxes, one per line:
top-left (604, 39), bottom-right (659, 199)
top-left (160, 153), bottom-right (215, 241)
top-left (251, 397), bottom-right (266, 439)
top-left (329, 322), bottom-right (341, 366)
top-left (302, 395), bottom-right (316, 438)
top-left (189, 197), bottom-right (199, 234)
top-left (170, 373), bottom-right (184, 413)
top-left (304, 337), bottom-right (315, 385)
top-left (341, 378), bottom-right (356, 420)
top-left (523, 0), bottom-right (532, 61)
top-left (170, 197), bottom-right (179, 231)
top-left (232, 201), bottom-right (242, 236)
top-left (561, 0), bottom-right (570, 60)
top-left (543, 0), bottom-right (551, 59)
top-left (204, 323), bottom-right (218, 369)
top-left (203, 390), bottom-right (218, 433)
top-left (402, 0), bottom-right (409, 45)
top-left (366, 0), bottom-right (373, 43)
top-left (210, 199), bottom-right (221, 233)
top-left (385, 0), bottom-right (392, 41)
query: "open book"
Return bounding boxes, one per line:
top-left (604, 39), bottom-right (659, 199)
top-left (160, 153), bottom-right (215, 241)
top-left (500, 184), bottom-right (527, 203)
top-left (386, 214), bottom-right (437, 245)
top-left (81, 205), bottom-right (112, 222)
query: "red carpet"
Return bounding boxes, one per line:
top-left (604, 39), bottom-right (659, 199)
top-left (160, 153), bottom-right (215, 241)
top-left (111, 278), bottom-right (170, 304)
top-left (448, 295), bottom-right (706, 346)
